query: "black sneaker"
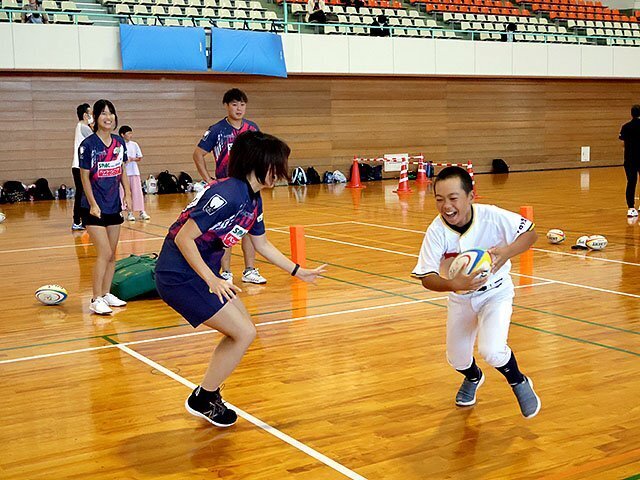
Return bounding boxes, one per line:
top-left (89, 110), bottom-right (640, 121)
top-left (184, 386), bottom-right (238, 427)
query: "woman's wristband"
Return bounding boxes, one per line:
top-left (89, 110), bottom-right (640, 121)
top-left (291, 263), bottom-right (300, 276)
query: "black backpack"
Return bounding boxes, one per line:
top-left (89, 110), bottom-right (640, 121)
top-left (305, 167), bottom-right (321, 185)
top-left (57, 184), bottom-right (68, 200)
top-left (157, 170), bottom-right (179, 194)
top-left (1, 181), bottom-right (29, 203)
top-left (358, 163), bottom-right (374, 181)
top-left (492, 158), bottom-right (509, 174)
top-left (32, 178), bottom-right (54, 201)
top-left (177, 171), bottom-right (193, 193)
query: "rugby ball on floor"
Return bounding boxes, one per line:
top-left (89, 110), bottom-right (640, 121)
top-left (35, 285), bottom-right (68, 305)
top-left (0, 212), bottom-right (5, 224)
top-left (586, 234), bottom-right (608, 251)
top-left (546, 229), bottom-right (565, 244)
top-left (449, 249), bottom-right (492, 279)
top-left (571, 235), bottom-right (589, 250)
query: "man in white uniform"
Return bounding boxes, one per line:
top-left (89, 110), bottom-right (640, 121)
top-left (412, 166), bottom-right (541, 418)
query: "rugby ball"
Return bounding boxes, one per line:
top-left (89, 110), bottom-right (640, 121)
top-left (571, 235), bottom-right (589, 250)
top-left (35, 284), bottom-right (68, 305)
top-left (0, 212), bottom-right (5, 223)
top-left (449, 249), bottom-right (492, 279)
top-left (586, 234), bottom-right (608, 251)
top-left (546, 229), bottom-right (565, 244)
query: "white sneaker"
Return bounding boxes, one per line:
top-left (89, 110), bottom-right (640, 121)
top-left (90, 297), bottom-right (113, 315)
top-left (627, 208), bottom-right (638, 217)
top-left (139, 212), bottom-right (151, 220)
top-left (242, 268), bottom-right (267, 284)
top-left (102, 293), bottom-right (127, 307)
top-left (126, 212), bottom-right (136, 222)
top-left (71, 223), bottom-right (85, 231)
top-left (220, 271), bottom-right (234, 284)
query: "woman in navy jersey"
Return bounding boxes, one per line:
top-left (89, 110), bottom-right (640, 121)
top-left (79, 99), bottom-right (132, 316)
top-left (156, 131), bottom-right (326, 428)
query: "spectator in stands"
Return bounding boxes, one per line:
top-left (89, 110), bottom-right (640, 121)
top-left (306, 0), bottom-right (327, 23)
top-left (619, 104), bottom-right (640, 218)
top-left (501, 22), bottom-right (517, 42)
top-left (71, 103), bottom-right (93, 231)
top-left (21, 0), bottom-right (49, 23)
top-left (370, 14), bottom-right (390, 36)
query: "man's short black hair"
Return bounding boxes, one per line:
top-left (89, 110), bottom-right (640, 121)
top-left (76, 103), bottom-right (90, 121)
top-left (223, 88), bottom-right (248, 105)
top-left (434, 166), bottom-right (474, 195)
top-left (228, 131), bottom-right (290, 184)
top-left (118, 125), bottom-right (132, 136)
top-left (632, 104), bottom-right (640, 118)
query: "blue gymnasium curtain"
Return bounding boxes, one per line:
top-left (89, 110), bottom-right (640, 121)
top-left (120, 24), bottom-right (207, 71)
top-left (211, 28), bottom-right (287, 78)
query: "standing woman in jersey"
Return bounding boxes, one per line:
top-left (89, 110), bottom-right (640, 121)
top-left (79, 99), bottom-right (132, 315)
top-left (156, 131), bottom-right (326, 427)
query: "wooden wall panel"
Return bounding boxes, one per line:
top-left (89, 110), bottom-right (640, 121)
top-left (0, 73), bottom-right (639, 188)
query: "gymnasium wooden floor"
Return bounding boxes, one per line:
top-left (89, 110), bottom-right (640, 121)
top-left (1, 167), bottom-right (639, 480)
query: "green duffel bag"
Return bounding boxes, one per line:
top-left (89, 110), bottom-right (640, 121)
top-left (110, 254), bottom-right (159, 301)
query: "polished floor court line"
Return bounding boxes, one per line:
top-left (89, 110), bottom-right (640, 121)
top-left (0, 280), bottom-right (557, 366)
top-left (2, 168), bottom-right (640, 479)
top-left (117, 344), bottom-right (368, 480)
top-left (271, 227), bottom-right (640, 299)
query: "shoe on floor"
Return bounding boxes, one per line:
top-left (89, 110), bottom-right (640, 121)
top-left (455, 370), bottom-right (485, 406)
top-left (90, 297), bottom-right (113, 315)
top-left (185, 386), bottom-right (238, 427)
top-left (512, 376), bottom-right (541, 418)
top-left (242, 267), bottom-right (267, 284)
top-left (220, 271), bottom-right (234, 284)
top-left (139, 212), bottom-right (150, 220)
top-left (71, 223), bottom-right (86, 231)
top-left (102, 293), bottom-right (127, 307)
top-left (628, 208), bottom-right (638, 218)
top-left (126, 212), bottom-right (136, 222)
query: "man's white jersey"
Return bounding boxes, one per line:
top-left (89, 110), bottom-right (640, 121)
top-left (412, 204), bottom-right (534, 282)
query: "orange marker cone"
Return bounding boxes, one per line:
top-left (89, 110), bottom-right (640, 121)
top-left (346, 157), bottom-right (366, 189)
top-left (394, 158), bottom-right (413, 194)
top-left (289, 225), bottom-right (306, 268)
top-left (415, 155), bottom-right (430, 185)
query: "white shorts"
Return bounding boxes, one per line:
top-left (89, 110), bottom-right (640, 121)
top-left (446, 275), bottom-right (515, 370)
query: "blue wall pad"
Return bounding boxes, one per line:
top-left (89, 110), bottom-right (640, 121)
top-left (211, 28), bottom-right (287, 78)
top-left (120, 24), bottom-right (207, 72)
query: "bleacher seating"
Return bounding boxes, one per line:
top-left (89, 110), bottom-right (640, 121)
top-left (1, 0), bottom-right (639, 46)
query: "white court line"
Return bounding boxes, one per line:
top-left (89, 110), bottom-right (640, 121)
top-left (0, 281), bottom-right (554, 366)
top-left (0, 222), bottom-right (351, 255)
top-left (351, 221), bottom-right (640, 268)
top-left (117, 344), bottom-right (367, 480)
top-left (0, 237), bottom-right (163, 255)
top-left (270, 228), bottom-right (640, 300)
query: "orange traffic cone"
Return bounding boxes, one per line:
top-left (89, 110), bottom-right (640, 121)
top-left (346, 157), bottom-right (366, 189)
top-left (394, 158), bottom-right (413, 194)
top-left (415, 155), bottom-right (430, 185)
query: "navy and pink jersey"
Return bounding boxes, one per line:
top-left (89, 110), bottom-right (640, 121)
top-left (197, 118), bottom-right (259, 178)
top-left (78, 133), bottom-right (127, 214)
top-left (156, 177), bottom-right (265, 273)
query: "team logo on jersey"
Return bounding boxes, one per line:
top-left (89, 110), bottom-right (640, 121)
top-left (202, 130), bottom-right (210, 139)
top-left (113, 146), bottom-right (121, 156)
top-left (204, 194), bottom-right (227, 215)
top-left (97, 160), bottom-right (122, 178)
top-left (221, 225), bottom-right (248, 247)
top-left (79, 146), bottom-right (85, 155)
